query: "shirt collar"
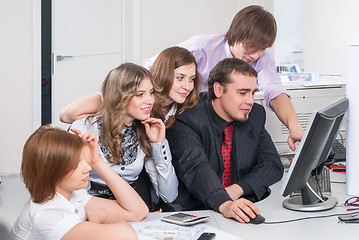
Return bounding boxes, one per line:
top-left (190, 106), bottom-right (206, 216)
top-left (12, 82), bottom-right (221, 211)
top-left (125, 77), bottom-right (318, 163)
top-left (165, 104), bottom-right (177, 123)
top-left (224, 40), bottom-right (233, 58)
top-left (208, 100), bottom-right (232, 135)
top-left (54, 192), bottom-right (80, 214)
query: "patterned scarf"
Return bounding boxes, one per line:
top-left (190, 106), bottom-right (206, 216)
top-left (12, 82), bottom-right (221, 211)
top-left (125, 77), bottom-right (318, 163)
top-left (98, 121), bottom-right (139, 165)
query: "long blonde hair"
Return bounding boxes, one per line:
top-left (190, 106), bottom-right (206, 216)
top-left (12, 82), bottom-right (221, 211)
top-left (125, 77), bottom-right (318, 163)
top-left (91, 63), bottom-right (160, 164)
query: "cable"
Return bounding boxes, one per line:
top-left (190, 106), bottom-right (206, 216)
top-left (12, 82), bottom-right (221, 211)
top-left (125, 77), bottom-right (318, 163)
top-left (330, 181), bottom-right (346, 184)
top-left (262, 211), bottom-right (359, 224)
top-left (306, 182), bottom-right (325, 202)
top-left (337, 133), bottom-right (344, 144)
top-left (314, 168), bottom-right (325, 200)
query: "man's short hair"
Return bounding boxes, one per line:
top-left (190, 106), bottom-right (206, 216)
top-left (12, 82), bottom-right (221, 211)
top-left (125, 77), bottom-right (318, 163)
top-left (224, 5), bottom-right (277, 51)
top-left (207, 58), bottom-right (258, 99)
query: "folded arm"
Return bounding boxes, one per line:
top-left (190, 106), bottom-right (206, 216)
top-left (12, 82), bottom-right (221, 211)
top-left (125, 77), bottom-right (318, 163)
top-left (60, 94), bottom-right (102, 123)
top-left (62, 221), bottom-right (137, 240)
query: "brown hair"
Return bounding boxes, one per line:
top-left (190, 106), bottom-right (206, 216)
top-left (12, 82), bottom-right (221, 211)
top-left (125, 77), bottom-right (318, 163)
top-left (92, 63), bottom-right (157, 164)
top-left (21, 125), bottom-right (83, 203)
top-left (224, 5), bottom-right (277, 51)
top-left (150, 46), bottom-right (201, 128)
top-left (207, 58), bottom-right (258, 99)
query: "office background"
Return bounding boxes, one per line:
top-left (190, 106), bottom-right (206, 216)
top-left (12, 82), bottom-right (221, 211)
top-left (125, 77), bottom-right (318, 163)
top-left (1, 0), bottom-right (359, 175)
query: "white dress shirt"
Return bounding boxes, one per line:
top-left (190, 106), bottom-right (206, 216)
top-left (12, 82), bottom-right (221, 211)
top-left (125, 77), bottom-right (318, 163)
top-left (11, 189), bottom-right (92, 240)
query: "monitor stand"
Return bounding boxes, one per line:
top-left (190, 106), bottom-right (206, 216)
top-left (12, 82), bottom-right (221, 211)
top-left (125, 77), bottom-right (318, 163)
top-left (283, 182), bottom-right (338, 212)
top-left (283, 195), bottom-right (338, 212)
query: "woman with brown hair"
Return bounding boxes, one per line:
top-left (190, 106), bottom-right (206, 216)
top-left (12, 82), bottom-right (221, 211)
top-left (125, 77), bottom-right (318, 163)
top-left (11, 125), bottom-right (148, 240)
top-left (150, 46), bottom-right (201, 128)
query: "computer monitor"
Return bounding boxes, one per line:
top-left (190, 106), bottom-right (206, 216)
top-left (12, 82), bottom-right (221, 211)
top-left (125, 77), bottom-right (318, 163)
top-left (281, 97), bottom-right (349, 212)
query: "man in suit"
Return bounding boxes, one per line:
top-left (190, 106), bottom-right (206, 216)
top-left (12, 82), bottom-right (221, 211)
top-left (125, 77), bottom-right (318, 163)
top-left (166, 58), bottom-right (284, 223)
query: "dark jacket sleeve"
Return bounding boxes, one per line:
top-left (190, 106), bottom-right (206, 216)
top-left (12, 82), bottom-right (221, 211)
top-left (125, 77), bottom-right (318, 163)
top-left (167, 111), bottom-right (231, 212)
top-left (232, 104), bottom-right (284, 200)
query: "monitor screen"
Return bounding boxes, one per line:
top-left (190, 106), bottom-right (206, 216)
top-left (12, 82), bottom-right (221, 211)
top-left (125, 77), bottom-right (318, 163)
top-left (281, 97), bottom-right (349, 212)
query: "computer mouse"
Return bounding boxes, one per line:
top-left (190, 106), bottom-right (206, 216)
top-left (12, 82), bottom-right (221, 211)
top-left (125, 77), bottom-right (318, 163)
top-left (248, 214), bottom-right (265, 224)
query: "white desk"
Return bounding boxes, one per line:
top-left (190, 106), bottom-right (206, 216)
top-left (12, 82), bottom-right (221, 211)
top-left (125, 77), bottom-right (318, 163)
top-left (1, 172), bottom-right (357, 240)
top-left (140, 172), bottom-right (357, 240)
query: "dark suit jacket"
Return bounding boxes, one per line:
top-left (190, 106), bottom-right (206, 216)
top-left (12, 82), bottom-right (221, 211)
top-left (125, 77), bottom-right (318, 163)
top-left (166, 95), bottom-right (284, 212)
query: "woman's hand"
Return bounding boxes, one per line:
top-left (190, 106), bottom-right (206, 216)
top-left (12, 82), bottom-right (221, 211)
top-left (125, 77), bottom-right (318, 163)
top-left (142, 118), bottom-right (165, 143)
top-left (71, 128), bottom-right (101, 166)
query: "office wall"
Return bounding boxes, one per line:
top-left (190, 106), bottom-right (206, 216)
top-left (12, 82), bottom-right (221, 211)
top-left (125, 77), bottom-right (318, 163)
top-left (140, 0), bottom-right (237, 63)
top-left (304, 0), bottom-right (359, 78)
top-left (140, 0), bottom-right (273, 63)
top-left (274, 0), bottom-right (304, 66)
top-left (0, 0), bottom-right (34, 174)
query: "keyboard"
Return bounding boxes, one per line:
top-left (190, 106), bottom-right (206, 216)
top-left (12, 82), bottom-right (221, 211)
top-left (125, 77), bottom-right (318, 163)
top-left (330, 139), bottom-right (346, 162)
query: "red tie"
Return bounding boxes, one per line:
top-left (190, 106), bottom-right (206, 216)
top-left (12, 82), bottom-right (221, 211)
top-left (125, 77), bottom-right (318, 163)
top-left (222, 124), bottom-right (233, 188)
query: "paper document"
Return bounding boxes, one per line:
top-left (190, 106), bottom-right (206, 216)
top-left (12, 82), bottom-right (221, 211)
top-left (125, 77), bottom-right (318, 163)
top-left (131, 219), bottom-right (242, 240)
top-left (280, 73), bottom-right (345, 87)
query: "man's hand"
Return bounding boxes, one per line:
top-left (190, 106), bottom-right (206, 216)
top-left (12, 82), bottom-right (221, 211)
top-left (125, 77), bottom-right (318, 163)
top-left (218, 199), bottom-right (260, 223)
top-left (269, 93), bottom-right (304, 151)
top-left (225, 184), bottom-right (244, 200)
top-left (287, 125), bottom-right (304, 151)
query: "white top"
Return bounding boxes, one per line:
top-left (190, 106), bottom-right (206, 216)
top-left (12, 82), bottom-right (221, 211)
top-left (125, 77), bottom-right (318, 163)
top-left (71, 118), bottom-right (178, 203)
top-left (11, 189), bottom-right (92, 240)
top-left (165, 104), bottom-right (177, 123)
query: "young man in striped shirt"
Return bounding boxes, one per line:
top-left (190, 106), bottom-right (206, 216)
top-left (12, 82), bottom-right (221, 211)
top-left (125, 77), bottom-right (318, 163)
top-left (146, 5), bottom-right (304, 151)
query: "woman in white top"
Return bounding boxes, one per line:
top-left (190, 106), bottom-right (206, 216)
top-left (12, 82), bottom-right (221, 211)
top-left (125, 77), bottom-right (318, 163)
top-left (11, 125), bottom-right (148, 240)
top-left (60, 46), bottom-right (201, 128)
top-left (70, 63), bottom-right (179, 210)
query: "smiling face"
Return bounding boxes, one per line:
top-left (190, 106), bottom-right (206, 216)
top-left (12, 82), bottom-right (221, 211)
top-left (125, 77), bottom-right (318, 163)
top-left (56, 148), bottom-right (92, 200)
top-left (230, 42), bottom-right (266, 65)
top-left (212, 71), bottom-right (257, 122)
top-left (165, 63), bottom-right (196, 106)
top-left (125, 77), bottom-right (155, 126)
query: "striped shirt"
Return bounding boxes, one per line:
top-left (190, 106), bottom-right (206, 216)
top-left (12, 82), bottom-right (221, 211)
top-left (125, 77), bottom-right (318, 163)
top-left (145, 34), bottom-right (288, 109)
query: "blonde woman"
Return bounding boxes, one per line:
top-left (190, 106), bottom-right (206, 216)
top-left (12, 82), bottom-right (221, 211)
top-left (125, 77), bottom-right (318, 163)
top-left (71, 63), bottom-right (178, 211)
